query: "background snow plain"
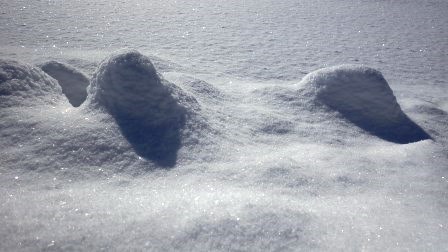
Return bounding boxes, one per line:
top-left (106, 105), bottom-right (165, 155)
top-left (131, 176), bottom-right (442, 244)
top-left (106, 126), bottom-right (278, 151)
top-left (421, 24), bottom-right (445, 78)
top-left (0, 0), bottom-right (447, 251)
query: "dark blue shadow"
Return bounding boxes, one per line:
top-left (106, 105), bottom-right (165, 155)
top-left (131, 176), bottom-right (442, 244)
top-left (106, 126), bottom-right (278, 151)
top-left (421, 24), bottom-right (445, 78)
top-left (112, 108), bottom-right (185, 167)
top-left (334, 107), bottom-right (431, 144)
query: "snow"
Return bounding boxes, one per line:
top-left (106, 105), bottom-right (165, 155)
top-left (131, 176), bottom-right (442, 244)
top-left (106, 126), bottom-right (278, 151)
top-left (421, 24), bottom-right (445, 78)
top-left (0, 0), bottom-right (447, 251)
top-left (39, 60), bottom-right (89, 107)
top-left (0, 59), bottom-right (62, 108)
top-left (298, 65), bottom-right (431, 143)
top-left (88, 50), bottom-right (202, 167)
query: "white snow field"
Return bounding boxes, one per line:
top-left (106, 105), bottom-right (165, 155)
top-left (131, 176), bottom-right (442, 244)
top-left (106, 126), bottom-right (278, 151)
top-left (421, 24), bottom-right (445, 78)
top-left (1, 0), bottom-right (447, 251)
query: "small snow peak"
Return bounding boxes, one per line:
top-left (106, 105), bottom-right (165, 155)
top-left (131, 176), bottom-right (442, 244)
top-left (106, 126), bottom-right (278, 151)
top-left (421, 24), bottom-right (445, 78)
top-left (87, 50), bottom-right (195, 167)
top-left (39, 60), bottom-right (89, 107)
top-left (300, 65), bottom-right (431, 144)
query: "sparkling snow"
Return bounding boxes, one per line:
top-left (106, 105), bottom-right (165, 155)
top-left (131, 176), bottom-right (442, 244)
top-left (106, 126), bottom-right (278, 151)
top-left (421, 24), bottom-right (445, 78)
top-left (1, 0), bottom-right (447, 251)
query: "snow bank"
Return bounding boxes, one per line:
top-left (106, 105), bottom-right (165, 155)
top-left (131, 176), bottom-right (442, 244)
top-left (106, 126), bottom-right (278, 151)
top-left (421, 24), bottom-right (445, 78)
top-left (87, 50), bottom-right (198, 167)
top-left (39, 61), bottom-right (89, 107)
top-left (299, 65), bottom-right (430, 143)
top-left (0, 59), bottom-right (62, 108)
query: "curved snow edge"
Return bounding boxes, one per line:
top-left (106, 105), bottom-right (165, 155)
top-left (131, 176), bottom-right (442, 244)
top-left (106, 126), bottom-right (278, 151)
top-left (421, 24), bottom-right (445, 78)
top-left (39, 60), bottom-right (89, 107)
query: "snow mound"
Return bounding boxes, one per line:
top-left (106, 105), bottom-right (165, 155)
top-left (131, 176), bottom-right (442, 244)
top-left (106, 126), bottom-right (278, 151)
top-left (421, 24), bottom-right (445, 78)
top-left (0, 59), bottom-right (61, 108)
top-left (87, 50), bottom-right (199, 167)
top-left (299, 65), bottom-right (431, 143)
top-left (39, 61), bottom-right (89, 107)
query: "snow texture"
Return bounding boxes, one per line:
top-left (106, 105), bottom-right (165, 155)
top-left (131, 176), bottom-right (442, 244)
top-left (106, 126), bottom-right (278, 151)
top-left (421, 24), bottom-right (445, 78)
top-left (0, 0), bottom-right (447, 250)
top-left (299, 65), bottom-right (431, 143)
top-left (39, 61), bottom-right (89, 107)
top-left (0, 59), bottom-right (62, 108)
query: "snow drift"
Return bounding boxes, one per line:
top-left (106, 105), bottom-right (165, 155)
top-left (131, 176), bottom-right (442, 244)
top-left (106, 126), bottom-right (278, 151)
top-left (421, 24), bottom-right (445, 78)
top-left (0, 59), bottom-right (62, 108)
top-left (87, 50), bottom-right (200, 167)
top-left (299, 65), bottom-right (430, 143)
top-left (39, 60), bottom-right (89, 107)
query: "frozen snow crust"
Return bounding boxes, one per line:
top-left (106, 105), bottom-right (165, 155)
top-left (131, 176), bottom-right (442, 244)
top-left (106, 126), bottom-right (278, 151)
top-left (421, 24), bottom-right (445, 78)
top-left (299, 65), bottom-right (431, 144)
top-left (0, 59), bottom-right (62, 108)
top-left (39, 60), bottom-right (89, 107)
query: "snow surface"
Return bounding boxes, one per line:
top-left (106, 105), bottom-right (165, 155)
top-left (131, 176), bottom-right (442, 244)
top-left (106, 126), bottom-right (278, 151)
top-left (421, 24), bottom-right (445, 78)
top-left (1, 0), bottom-right (447, 251)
